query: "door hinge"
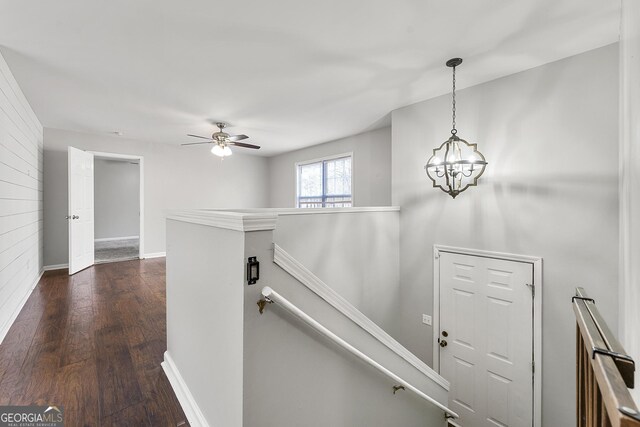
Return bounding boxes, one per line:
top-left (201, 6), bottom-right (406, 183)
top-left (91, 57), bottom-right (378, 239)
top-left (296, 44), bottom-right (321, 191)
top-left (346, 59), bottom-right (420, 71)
top-left (526, 283), bottom-right (535, 298)
top-left (532, 361), bottom-right (535, 374)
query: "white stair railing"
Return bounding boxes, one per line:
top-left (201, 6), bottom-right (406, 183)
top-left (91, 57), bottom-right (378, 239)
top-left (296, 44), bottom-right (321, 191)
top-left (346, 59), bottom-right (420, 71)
top-left (260, 286), bottom-right (459, 421)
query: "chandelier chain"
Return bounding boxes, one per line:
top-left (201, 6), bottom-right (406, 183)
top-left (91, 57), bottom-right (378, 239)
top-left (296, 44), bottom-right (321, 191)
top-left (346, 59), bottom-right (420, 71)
top-left (451, 65), bottom-right (457, 135)
top-left (424, 57), bottom-right (487, 198)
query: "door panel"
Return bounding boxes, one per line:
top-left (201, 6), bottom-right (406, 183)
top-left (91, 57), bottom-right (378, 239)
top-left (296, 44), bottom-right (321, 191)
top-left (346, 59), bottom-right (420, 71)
top-left (68, 147), bottom-right (94, 275)
top-left (440, 252), bottom-right (533, 427)
top-left (452, 356), bottom-right (476, 412)
top-left (452, 289), bottom-right (476, 350)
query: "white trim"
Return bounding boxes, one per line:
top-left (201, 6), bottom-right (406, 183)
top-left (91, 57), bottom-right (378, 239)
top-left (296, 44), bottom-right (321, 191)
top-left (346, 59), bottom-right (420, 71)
top-left (167, 210), bottom-right (278, 232)
top-left (434, 245), bottom-right (543, 265)
top-left (295, 151), bottom-right (354, 168)
top-left (43, 263), bottom-right (69, 271)
top-left (295, 151), bottom-right (354, 208)
top-left (206, 207), bottom-right (399, 216)
top-left (140, 157), bottom-right (145, 258)
top-left (533, 257), bottom-right (543, 427)
top-left (258, 206), bottom-right (398, 215)
top-left (90, 151), bottom-right (143, 161)
top-left (432, 245), bottom-right (543, 427)
top-left (432, 249), bottom-right (440, 373)
top-left (94, 236), bottom-right (140, 242)
top-left (0, 270), bottom-right (43, 345)
top-left (273, 243), bottom-right (449, 391)
top-left (144, 252), bottom-right (166, 259)
top-left (88, 151), bottom-right (145, 260)
top-left (161, 351), bottom-right (210, 427)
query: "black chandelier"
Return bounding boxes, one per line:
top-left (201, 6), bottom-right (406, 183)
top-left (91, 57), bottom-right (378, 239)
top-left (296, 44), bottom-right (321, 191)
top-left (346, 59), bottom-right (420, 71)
top-left (424, 58), bottom-right (487, 198)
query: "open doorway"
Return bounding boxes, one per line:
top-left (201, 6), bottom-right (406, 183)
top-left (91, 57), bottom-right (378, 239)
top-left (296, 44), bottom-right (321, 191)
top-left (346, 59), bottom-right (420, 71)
top-left (92, 152), bottom-right (144, 264)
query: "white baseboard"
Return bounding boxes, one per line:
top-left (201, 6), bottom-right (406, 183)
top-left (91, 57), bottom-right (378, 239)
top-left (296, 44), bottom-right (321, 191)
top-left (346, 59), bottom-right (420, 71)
top-left (144, 252), bottom-right (166, 259)
top-left (0, 269), bottom-right (43, 345)
top-left (44, 255), bottom-right (162, 271)
top-left (43, 263), bottom-right (69, 271)
top-left (94, 236), bottom-right (140, 242)
top-left (161, 351), bottom-right (209, 427)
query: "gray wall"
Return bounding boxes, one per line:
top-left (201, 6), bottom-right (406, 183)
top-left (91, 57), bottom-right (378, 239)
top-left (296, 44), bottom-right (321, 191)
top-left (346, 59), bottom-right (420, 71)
top-left (620, 0), bottom-right (640, 399)
top-left (166, 219), bottom-right (245, 426)
top-left (94, 158), bottom-right (140, 240)
top-left (273, 209), bottom-right (400, 338)
top-left (165, 213), bottom-right (448, 426)
top-left (243, 227), bottom-right (448, 427)
top-left (43, 128), bottom-right (270, 266)
top-left (391, 44), bottom-right (619, 426)
top-left (0, 51), bottom-right (43, 341)
top-left (268, 127), bottom-right (391, 207)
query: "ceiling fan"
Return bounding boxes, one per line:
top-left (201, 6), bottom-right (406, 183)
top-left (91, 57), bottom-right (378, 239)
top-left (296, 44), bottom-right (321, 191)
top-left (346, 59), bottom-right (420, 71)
top-left (182, 122), bottom-right (260, 157)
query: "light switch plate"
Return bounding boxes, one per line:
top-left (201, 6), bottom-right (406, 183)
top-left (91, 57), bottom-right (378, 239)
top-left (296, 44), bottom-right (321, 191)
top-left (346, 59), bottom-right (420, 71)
top-left (422, 314), bottom-right (432, 326)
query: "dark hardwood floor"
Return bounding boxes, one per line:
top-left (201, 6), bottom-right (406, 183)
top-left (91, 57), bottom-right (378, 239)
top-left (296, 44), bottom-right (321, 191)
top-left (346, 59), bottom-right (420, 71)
top-left (0, 258), bottom-right (189, 427)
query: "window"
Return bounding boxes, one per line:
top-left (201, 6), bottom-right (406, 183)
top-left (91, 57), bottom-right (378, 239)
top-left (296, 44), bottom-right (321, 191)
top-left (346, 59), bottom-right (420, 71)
top-left (297, 155), bottom-right (352, 208)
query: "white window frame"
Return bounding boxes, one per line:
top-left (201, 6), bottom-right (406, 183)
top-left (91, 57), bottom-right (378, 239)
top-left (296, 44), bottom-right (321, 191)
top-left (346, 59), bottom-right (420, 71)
top-left (295, 152), bottom-right (354, 208)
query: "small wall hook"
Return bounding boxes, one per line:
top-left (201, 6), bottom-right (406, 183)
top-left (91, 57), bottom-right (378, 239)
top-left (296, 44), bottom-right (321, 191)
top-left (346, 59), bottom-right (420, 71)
top-left (257, 298), bottom-right (273, 314)
top-left (392, 385), bottom-right (405, 394)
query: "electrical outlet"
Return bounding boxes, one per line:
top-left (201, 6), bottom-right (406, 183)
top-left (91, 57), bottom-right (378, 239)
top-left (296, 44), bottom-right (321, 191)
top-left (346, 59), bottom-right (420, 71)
top-left (422, 314), bottom-right (432, 326)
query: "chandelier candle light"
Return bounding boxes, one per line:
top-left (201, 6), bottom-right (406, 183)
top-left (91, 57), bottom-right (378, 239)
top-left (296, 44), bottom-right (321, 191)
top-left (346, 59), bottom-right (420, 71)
top-left (424, 58), bottom-right (487, 198)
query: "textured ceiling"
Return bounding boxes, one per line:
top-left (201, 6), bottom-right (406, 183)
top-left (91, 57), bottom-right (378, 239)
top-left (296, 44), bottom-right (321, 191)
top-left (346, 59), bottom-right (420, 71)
top-left (0, 0), bottom-right (620, 155)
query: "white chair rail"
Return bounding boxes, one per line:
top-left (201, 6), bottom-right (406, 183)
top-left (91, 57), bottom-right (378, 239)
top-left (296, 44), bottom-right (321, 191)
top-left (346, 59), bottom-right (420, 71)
top-left (260, 286), bottom-right (459, 420)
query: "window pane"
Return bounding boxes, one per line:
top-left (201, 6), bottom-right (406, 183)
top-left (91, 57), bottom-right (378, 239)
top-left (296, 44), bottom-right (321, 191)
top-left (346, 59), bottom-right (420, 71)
top-left (299, 162), bottom-right (323, 197)
top-left (324, 157), bottom-right (351, 196)
top-left (297, 155), bottom-right (352, 208)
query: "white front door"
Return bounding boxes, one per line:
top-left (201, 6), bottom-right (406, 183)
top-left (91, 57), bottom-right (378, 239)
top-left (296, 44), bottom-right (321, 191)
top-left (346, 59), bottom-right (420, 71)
top-left (439, 251), bottom-right (533, 427)
top-left (68, 147), bottom-right (94, 275)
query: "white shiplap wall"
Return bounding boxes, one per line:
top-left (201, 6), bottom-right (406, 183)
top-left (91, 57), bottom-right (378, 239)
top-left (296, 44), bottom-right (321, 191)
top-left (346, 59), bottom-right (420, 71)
top-left (0, 52), bottom-right (44, 343)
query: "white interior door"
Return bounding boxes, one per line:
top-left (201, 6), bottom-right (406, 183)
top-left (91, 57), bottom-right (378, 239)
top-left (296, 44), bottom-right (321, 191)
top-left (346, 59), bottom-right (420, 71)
top-left (439, 251), bottom-right (533, 427)
top-left (68, 147), bottom-right (94, 275)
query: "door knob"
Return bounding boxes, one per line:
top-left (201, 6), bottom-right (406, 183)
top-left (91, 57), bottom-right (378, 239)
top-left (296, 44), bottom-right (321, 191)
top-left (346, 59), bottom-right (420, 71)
top-left (72, 215), bottom-right (79, 219)
top-left (440, 340), bottom-right (448, 348)
top-left (65, 215), bottom-right (71, 219)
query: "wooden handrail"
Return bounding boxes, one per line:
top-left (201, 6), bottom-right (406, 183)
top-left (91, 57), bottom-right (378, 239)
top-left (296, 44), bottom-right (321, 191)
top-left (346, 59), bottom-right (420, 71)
top-left (574, 287), bottom-right (640, 426)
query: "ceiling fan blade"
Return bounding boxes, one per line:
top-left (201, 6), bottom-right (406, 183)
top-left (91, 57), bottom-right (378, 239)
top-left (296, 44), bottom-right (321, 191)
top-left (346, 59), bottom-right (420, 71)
top-left (227, 134), bottom-right (249, 142)
top-left (187, 134), bottom-right (213, 140)
top-left (229, 141), bottom-right (260, 149)
top-left (181, 141), bottom-right (213, 146)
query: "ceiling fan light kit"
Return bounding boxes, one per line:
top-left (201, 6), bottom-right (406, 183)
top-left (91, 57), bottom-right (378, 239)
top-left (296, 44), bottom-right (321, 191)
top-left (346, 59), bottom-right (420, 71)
top-left (211, 144), bottom-right (233, 157)
top-left (182, 122), bottom-right (260, 157)
top-left (424, 58), bottom-right (487, 199)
